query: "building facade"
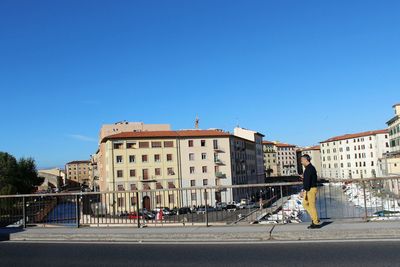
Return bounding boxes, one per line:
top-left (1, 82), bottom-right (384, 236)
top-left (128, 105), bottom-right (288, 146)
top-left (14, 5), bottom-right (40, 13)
top-left (262, 141), bottom-right (278, 178)
top-left (65, 161), bottom-right (92, 186)
top-left (298, 146), bottom-right (322, 176)
top-left (321, 130), bottom-right (390, 179)
top-left (97, 129), bottom-right (265, 212)
top-left (275, 143), bottom-right (298, 176)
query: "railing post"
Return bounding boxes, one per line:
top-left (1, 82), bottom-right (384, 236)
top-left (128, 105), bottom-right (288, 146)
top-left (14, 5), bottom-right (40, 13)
top-left (136, 191), bottom-right (140, 228)
top-left (76, 195), bottom-right (80, 228)
top-left (280, 185), bottom-right (285, 224)
top-left (204, 189), bottom-right (209, 227)
top-left (362, 180), bottom-right (368, 221)
top-left (22, 196), bottom-right (26, 228)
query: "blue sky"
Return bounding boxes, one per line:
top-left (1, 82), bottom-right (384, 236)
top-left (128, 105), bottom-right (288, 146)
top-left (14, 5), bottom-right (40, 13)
top-left (0, 0), bottom-right (399, 168)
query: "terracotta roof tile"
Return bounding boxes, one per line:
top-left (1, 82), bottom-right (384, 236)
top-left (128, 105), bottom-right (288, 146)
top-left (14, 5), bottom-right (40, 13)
top-left (321, 129), bottom-right (388, 143)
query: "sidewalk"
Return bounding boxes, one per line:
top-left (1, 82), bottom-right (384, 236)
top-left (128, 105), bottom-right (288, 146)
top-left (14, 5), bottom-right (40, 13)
top-left (1, 220), bottom-right (400, 243)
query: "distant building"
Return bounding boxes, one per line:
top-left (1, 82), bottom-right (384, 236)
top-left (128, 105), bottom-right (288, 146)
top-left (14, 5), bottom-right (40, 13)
top-left (262, 141), bottom-right (278, 178)
top-left (97, 128), bottom-right (265, 212)
top-left (233, 127), bottom-right (265, 184)
top-left (65, 160), bottom-right (92, 186)
top-left (298, 146), bottom-right (322, 176)
top-left (275, 143), bottom-right (298, 176)
top-left (379, 104), bottom-right (400, 194)
top-left (99, 121), bottom-right (171, 141)
top-left (321, 130), bottom-right (390, 179)
top-left (38, 168), bottom-right (66, 191)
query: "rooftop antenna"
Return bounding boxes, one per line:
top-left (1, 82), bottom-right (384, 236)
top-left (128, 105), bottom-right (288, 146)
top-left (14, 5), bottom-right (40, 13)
top-left (195, 115), bottom-right (199, 129)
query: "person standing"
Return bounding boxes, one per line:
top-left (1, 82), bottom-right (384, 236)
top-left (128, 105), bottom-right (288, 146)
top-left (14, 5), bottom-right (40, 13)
top-left (300, 154), bottom-right (321, 229)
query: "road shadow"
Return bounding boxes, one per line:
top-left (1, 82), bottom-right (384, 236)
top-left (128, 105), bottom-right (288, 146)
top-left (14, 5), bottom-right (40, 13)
top-left (0, 227), bottom-right (25, 242)
top-left (319, 221), bottom-right (333, 228)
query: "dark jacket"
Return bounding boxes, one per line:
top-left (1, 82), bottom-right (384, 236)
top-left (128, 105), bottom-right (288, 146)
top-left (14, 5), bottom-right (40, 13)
top-left (303, 164), bottom-right (318, 191)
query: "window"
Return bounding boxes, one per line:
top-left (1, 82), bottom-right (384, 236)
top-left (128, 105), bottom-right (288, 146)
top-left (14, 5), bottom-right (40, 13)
top-left (164, 141), bottom-right (174, 147)
top-left (203, 179), bottom-right (208, 186)
top-left (130, 184), bottom-right (137, 191)
top-left (116, 156), bottom-right (123, 163)
top-left (142, 155), bottom-right (148, 163)
top-left (201, 153), bottom-right (207, 160)
top-left (201, 140), bottom-right (206, 147)
top-left (167, 168), bottom-right (175, 175)
top-left (151, 141), bottom-right (162, 148)
top-left (191, 193), bottom-right (197, 201)
top-left (117, 170), bottom-right (123, 178)
top-left (139, 142), bottom-right (149, 148)
top-left (190, 180), bottom-right (196, 187)
top-left (130, 196), bottom-right (137, 205)
top-left (117, 185), bottom-right (124, 191)
top-left (127, 142), bottom-right (136, 149)
top-left (188, 140), bottom-right (194, 147)
top-left (167, 154), bottom-right (173, 161)
top-left (129, 155), bottom-right (135, 163)
top-left (142, 169), bottom-right (149, 180)
top-left (202, 166), bottom-right (207, 173)
top-left (190, 167), bottom-right (195, 174)
top-left (154, 154), bottom-right (161, 162)
top-left (189, 153), bottom-right (195, 161)
top-left (155, 168), bottom-right (161, 176)
top-left (114, 143), bottom-right (123, 149)
top-left (129, 169), bottom-right (136, 177)
top-left (156, 195), bottom-right (162, 204)
top-left (117, 197), bottom-right (124, 207)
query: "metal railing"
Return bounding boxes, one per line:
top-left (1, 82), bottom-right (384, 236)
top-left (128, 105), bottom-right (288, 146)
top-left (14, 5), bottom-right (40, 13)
top-left (0, 176), bottom-right (399, 228)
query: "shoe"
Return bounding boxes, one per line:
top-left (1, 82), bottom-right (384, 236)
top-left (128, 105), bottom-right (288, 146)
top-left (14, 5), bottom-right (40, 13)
top-left (307, 223), bottom-right (321, 229)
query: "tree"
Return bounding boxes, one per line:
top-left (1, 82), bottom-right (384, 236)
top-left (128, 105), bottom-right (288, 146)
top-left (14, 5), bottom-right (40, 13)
top-left (0, 152), bottom-right (44, 195)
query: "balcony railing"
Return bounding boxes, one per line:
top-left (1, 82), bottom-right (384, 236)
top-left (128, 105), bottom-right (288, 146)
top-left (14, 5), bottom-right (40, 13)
top-left (215, 172), bottom-right (227, 179)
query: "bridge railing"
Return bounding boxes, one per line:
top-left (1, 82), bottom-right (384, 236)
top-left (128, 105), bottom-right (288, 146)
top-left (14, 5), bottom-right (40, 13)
top-left (0, 176), bottom-right (399, 228)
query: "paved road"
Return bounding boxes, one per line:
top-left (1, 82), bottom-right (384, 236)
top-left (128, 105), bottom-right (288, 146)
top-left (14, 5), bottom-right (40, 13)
top-left (1, 241), bottom-right (400, 267)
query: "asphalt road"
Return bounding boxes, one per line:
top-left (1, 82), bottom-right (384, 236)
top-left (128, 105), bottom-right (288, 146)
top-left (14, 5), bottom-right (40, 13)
top-left (1, 241), bottom-right (399, 267)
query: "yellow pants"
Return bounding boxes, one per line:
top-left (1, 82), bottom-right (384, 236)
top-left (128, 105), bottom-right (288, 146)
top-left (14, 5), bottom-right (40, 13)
top-left (302, 187), bottom-right (320, 225)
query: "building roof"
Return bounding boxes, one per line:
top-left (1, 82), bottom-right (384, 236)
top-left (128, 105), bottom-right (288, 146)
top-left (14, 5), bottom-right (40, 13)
top-left (102, 129), bottom-right (231, 142)
top-left (66, 160), bottom-right (91, 165)
top-left (300, 145), bottom-right (320, 151)
top-left (262, 140), bottom-right (275, 145)
top-left (262, 140), bottom-right (296, 147)
top-left (320, 129), bottom-right (388, 143)
top-left (274, 142), bottom-right (296, 148)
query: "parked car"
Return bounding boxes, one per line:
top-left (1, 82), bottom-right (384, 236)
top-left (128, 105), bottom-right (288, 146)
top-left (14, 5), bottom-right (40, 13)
top-left (215, 202), bottom-right (228, 211)
top-left (196, 206), bottom-right (216, 214)
top-left (128, 210), bottom-right (155, 220)
top-left (243, 202), bottom-right (257, 209)
top-left (178, 207), bottom-right (192, 215)
top-left (226, 204), bottom-right (237, 212)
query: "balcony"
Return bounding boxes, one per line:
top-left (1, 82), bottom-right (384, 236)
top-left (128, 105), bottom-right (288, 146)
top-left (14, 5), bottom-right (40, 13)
top-left (214, 146), bottom-right (224, 153)
top-left (214, 159), bottom-right (225, 165)
top-left (215, 172), bottom-right (227, 179)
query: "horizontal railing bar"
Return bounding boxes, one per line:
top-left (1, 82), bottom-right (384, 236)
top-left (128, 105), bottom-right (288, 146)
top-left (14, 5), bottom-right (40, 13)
top-left (0, 176), bottom-right (399, 199)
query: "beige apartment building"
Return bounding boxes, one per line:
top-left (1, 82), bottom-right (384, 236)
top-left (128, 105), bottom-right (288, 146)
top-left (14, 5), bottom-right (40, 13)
top-left (263, 141), bottom-right (278, 178)
top-left (65, 160), bottom-right (92, 186)
top-left (321, 130), bottom-right (390, 179)
top-left (97, 128), bottom-right (265, 211)
top-left (100, 131), bottom-right (181, 210)
top-left (233, 127), bottom-right (265, 184)
top-left (379, 104), bottom-right (400, 194)
top-left (275, 143), bottom-right (298, 176)
top-left (299, 146), bottom-right (322, 176)
top-left (96, 122), bottom-right (170, 193)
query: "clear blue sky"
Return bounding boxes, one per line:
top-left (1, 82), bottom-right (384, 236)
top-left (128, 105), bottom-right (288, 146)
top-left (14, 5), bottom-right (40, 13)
top-left (0, 0), bottom-right (399, 168)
